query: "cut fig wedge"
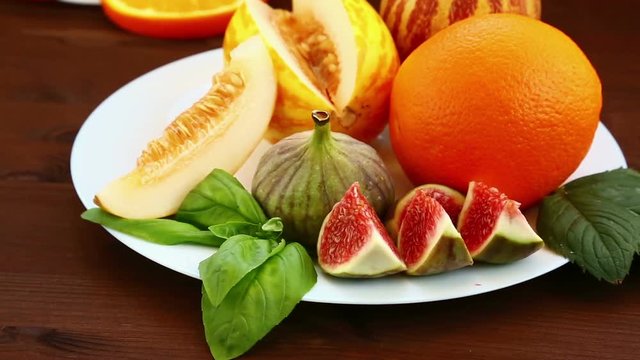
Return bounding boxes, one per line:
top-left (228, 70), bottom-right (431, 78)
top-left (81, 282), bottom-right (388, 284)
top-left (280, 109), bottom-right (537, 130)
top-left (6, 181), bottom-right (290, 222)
top-left (387, 184), bottom-right (465, 240)
top-left (458, 181), bottom-right (544, 264)
top-left (398, 189), bottom-right (472, 275)
top-left (317, 182), bottom-right (406, 278)
top-left (95, 36), bottom-right (276, 219)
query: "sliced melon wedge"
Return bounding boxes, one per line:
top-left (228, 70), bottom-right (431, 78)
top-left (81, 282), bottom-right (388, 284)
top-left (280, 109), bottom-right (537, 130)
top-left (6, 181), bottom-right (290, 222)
top-left (224, 0), bottom-right (398, 142)
top-left (95, 36), bottom-right (276, 219)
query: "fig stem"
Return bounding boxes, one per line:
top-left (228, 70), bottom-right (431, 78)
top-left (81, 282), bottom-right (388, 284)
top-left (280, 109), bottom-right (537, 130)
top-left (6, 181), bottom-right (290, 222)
top-left (312, 110), bottom-right (331, 126)
top-left (310, 110), bottom-right (333, 149)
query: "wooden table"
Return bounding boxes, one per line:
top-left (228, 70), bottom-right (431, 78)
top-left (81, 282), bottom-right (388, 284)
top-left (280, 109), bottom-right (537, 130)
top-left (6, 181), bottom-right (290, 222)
top-left (2, 0), bottom-right (639, 359)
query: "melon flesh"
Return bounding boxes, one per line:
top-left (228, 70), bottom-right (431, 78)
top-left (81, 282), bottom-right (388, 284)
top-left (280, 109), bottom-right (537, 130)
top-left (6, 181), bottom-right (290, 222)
top-left (95, 36), bottom-right (276, 219)
top-left (248, 0), bottom-right (359, 112)
top-left (292, 0), bottom-right (357, 111)
top-left (317, 182), bottom-right (406, 278)
top-left (242, 0), bottom-right (333, 105)
top-left (458, 182), bottom-right (544, 264)
top-left (398, 190), bottom-right (472, 275)
top-left (224, 0), bottom-right (398, 142)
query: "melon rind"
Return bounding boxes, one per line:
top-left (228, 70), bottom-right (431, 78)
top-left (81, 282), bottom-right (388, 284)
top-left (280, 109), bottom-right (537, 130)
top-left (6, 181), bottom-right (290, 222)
top-left (380, 0), bottom-right (542, 59)
top-left (95, 36), bottom-right (276, 219)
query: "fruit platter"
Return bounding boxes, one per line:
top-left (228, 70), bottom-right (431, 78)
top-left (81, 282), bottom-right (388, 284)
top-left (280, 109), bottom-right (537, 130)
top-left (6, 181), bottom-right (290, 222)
top-left (71, 0), bottom-right (638, 359)
top-left (72, 46), bottom-right (626, 303)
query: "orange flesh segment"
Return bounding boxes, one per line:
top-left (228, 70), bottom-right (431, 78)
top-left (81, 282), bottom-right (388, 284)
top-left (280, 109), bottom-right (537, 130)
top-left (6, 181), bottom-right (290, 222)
top-left (109, 0), bottom-right (240, 15)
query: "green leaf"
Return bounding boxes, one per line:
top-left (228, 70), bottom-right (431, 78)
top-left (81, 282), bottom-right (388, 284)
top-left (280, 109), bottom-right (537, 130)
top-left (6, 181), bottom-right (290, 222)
top-left (537, 169), bottom-right (640, 283)
top-left (198, 235), bottom-right (284, 307)
top-left (201, 242), bottom-right (317, 360)
top-left (208, 217), bottom-right (284, 240)
top-left (209, 222), bottom-right (263, 240)
top-left (561, 168), bottom-right (640, 215)
top-left (81, 208), bottom-right (224, 247)
top-left (176, 169), bottom-right (267, 229)
top-left (261, 217), bottom-right (284, 233)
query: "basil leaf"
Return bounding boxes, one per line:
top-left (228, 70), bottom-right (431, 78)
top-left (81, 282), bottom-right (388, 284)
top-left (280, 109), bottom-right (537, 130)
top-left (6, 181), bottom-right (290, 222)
top-left (199, 235), bottom-right (284, 306)
top-left (537, 173), bottom-right (640, 283)
top-left (261, 217), bottom-right (284, 233)
top-left (81, 208), bottom-right (224, 247)
top-left (201, 242), bottom-right (317, 360)
top-left (209, 217), bottom-right (284, 240)
top-left (209, 222), bottom-right (263, 240)
top-left (176, 169), bottom-right (267, 229)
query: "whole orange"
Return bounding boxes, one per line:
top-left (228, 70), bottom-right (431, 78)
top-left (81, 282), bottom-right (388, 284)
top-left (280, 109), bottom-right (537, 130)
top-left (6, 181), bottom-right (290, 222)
top-left (390, 14), bottom-right (602, 208)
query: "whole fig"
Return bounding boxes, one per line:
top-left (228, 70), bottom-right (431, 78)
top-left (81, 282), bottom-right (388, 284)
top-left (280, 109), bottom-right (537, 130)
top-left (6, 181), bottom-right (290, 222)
top-left (252, 110), bottom-right (394, 248)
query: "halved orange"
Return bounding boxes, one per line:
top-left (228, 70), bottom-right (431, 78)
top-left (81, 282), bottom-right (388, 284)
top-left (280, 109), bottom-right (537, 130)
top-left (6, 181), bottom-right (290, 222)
top-left (102, 0), bottom-right (266, 39)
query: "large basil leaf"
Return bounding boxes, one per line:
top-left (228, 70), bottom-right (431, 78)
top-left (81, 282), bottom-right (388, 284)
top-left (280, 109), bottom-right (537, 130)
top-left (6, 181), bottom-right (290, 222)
top-left (537, 169), bottom-right (640, 283)
top-left (176, 169), bottom-right (267, 229)
top-left (201, 242), bottom-right (317, 360)
top-left (199, 235), bottom-right (284, 307)
top-left (81, 208), bottom-right (224, 247)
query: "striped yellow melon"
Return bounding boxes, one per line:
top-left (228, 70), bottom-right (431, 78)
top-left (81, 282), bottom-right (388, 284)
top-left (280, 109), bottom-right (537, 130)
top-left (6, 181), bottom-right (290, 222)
top-left (224, 0), bottom-right (399, 143)
top-left (380, 0), bottom-right (541, 58)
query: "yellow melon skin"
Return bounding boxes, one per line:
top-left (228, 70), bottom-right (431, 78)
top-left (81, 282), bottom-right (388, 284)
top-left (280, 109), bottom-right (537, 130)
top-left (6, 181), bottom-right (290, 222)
top-left (95, 36), bottom-right (277, 219)
top-left (380, 0), bottom-right (541, 59)
top-left (224, 0), bottom-right (399, 143)
top-left (336, 0), bottom-right (400, 142)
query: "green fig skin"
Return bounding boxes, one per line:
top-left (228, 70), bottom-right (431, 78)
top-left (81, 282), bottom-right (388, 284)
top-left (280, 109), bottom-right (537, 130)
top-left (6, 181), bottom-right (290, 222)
top-left (407, 235), bottom-right (473, 276)
top-left (471, 233), bottom-right (544, 264)
top-left (252, 112), bottom-right (394, 248)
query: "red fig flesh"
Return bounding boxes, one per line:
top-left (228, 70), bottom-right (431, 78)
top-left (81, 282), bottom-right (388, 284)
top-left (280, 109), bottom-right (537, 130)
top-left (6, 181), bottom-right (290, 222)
top-left (387, 184), bottom-right (465, 240)
top-left (398, 189), bottom-right (472, 275)
top-left (458, 182), bottom-right (544, 264)
top-left (318, 182), bottom-right (406, 278)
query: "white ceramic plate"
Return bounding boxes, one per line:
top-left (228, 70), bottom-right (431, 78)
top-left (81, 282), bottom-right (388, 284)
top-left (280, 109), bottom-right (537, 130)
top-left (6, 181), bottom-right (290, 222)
top-left (71, 49), bottom-right (627, 305)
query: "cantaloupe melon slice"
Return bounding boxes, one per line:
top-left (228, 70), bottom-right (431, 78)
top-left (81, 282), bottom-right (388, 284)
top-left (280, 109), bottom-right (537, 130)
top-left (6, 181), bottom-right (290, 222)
top-left (95, 36), bottom-right (276, 219)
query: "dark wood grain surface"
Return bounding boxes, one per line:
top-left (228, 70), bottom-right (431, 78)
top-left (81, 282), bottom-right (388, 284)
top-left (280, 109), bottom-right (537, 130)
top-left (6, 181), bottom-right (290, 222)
top-left (2, 0), bottom-right (639, 359)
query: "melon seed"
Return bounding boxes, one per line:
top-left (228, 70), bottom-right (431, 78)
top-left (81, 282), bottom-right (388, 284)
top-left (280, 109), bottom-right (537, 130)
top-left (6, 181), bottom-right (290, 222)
top-left (137, 70), bottom-right (246, 183)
